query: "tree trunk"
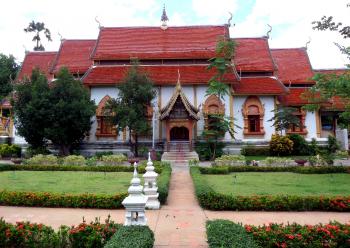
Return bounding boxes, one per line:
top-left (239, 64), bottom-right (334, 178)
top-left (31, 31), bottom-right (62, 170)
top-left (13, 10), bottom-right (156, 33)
top-left (59, 144), bottom-right (71, 156)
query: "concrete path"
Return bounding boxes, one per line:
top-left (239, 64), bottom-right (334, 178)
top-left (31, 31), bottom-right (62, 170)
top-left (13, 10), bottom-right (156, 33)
top-left (1, 160), bottom-right (350, 247)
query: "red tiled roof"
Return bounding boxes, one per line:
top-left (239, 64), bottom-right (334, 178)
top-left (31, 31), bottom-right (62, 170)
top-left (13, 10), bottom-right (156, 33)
top-left (82, 65), bottom-right (237, 85)
top-left (233, 37), bottom-right (275, 72)
top-left (271, 48), bottom-right (314, 84)
top-left (314, 68), bottom-right (349, 75)
top-left (17, 52), bottom-right (57, 81)
top-left (91, 26), bottom-right (228, 60)
top-left (279, 88), bottom-right (309, 105)
top-left (232, 77), bottom-right (288, 95)
top-left (52, 39), bottom-right (95, 74)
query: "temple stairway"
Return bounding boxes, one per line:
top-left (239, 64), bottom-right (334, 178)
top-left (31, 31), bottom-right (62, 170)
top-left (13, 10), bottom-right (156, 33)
top-left (161, 141), bottom-right (199, 162)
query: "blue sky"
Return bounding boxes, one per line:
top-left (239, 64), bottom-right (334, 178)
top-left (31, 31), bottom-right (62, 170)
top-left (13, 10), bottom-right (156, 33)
top-left (0, 0), bottom-right (348, 68)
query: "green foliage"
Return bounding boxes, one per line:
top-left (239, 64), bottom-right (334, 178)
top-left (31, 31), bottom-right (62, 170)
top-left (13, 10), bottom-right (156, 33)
top-left (327, 135), bottom-right (340, 153)
top-left (188, 159), bottom-right (199, 166)
top-left (241, 146), bottom-right (270, 156)
top-left (288, 134), bottom-right (310, 155)
top-left (269, 134), bottom-right (293, 156)
top-left (191, 166), bottom-right (350, 211)
top-left (104, 226), bottom-right (154, 248)
top-left (105, 60), bottom-right (156, 157)
top-left (62, 155), bottom-right (86, 166)
top-left (25, 154), bottom-right (59, 166)
top-left (101, 154), bottom-right (127, 166)
top-left (214, 155), bottom-right (246, 166)
top-left (25, 146), bottom-right (51, 158)
top-left (264, 156), bottom-right (294, 166)
top-left (0, 190), bottom-right (127, 209)
top-left (0, 53), bottom-right (18, 101)
top-left (24, 21), bottom-right (52, 51)
top-left (13, 69), bottom-right (51, 148)
top-left (45, 68), bottom-right (96, 155)
top-left (199, 165), bottom-right (349, 174)
top-left (206, 220), bottom-right (260, 248)
top-left (195, 141), bottom-right (224, 161)
top-left (268, 107), bottom-right (302, 134)
top-left (206, 37), bottom-right (236, 100)
top-left (245, 221), bottom-right (350, 248)
top-left (156, 163), bottom-right (172, 204)
top-left (0, 144), bottom-right (21, 158)
top-left (95, 151), bottom-right (113, 159)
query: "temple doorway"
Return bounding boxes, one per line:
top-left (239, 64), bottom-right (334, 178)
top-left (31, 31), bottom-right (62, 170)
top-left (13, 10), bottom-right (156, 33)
top-left (170, 126), bottom-right (189, 141)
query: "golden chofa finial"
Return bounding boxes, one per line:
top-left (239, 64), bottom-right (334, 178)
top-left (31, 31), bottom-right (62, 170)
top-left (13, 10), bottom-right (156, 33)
top-left (160, 4), bottom-right (169, 30)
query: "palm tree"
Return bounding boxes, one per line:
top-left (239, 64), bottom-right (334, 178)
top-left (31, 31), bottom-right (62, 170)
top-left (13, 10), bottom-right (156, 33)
top-left (24, 21), bottom-right (52, 51)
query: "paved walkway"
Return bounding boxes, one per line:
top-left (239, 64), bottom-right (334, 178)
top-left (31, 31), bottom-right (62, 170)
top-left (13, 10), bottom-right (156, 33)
top-left (1, 160), bottom-right (350, 247)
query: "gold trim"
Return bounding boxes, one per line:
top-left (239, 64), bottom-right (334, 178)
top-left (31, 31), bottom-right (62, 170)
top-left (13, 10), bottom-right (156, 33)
top-left (193, 85), bottom-right (197, 138)
top-left (316, 110), bottom-right (321, 138)
top-left (158, 87), bottom-right (162, 139)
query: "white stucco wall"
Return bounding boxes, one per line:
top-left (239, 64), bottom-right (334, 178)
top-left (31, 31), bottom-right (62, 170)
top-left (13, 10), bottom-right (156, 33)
top-left (12, 125), bottom-right (27, 145)
top-left (89, 87), bottom-right (124, 142)
top-left (305, 111), bottom-right (318, 140)
top-left (233, 95), bottom-right (276, 141)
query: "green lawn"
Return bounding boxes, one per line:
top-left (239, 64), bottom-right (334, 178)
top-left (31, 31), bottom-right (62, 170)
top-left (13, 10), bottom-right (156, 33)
top-left (0, 171), bottom-right (134, 195)
top-left (204, 172), bottom-right (350, 196)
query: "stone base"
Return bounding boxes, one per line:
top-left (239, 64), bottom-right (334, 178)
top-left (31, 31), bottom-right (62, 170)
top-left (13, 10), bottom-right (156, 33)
top-left (145, 199), bottom-right (160, 210)
top-left (124, 210), bottom-right (147, 226)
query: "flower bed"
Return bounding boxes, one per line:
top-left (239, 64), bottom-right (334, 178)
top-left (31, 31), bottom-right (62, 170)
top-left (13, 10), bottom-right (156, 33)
top-left (0, 162), bottom-right (171, 208)
top-left (191, 167), bottom-right (350, 211)
top-left (0, 217), bottom-right (154, 248)
top-left (206, 219), bottom-right (350, 248)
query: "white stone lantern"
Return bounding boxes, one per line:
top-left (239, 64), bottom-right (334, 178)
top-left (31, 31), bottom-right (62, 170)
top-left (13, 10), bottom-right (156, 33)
top-left (143, 152), bottom-right (160, 209)
top-left (122, 162), bottom-right (148, 226)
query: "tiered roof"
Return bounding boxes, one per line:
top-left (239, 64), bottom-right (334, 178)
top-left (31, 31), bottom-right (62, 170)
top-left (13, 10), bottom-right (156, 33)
top-left (232, 77), bottom-right (287, 95)
top-left (91, 26), bottom-right (228, 60)
top-left (51, 39), bottom-right (95, 74)
top-left (271, 48), bottom-right (314, 85)
top-left (17, 52), bottom-right (57, 81)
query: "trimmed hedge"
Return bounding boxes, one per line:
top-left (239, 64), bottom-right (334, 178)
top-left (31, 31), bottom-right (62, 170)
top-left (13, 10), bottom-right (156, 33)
top-left (191, 167), bottom-right (350, 211)
top-left (0, 162), bottom-right (171, 209)
top-left (245, 221), bottom-right (350, 248)
top-left (241, 146), bottom-right (270, 156)
top-left (199, 165), bottom-right (350, 174)
top-left (104, 226), bottom-right (154, 248)
top-left (206, 220), bottom-right (260, 248)
top-left (0, 191), bottom-right (127, 209)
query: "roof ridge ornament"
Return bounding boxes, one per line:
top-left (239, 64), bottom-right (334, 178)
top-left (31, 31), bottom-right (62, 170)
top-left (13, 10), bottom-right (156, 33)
top-left (266, 24), bottom-right (272, 39)
top-left (176, 69), bottom-right (181, 89)
top-left (95, 16), bottom-right (102, 29)
top-left (227, 12), bottom-right (234, 27)
top-left (305, 37), bottom-right (311, 50)
top-left (160, 4), bottom-right (169, 30)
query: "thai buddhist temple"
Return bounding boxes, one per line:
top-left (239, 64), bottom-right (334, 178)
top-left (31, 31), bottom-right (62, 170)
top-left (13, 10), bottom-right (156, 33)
top-left (4, 8), bottom-right (349, 154)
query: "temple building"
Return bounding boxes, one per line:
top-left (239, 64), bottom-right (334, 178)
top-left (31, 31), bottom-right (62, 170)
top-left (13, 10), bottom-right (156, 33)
top-left (4, 11), bottom-right (349, 153)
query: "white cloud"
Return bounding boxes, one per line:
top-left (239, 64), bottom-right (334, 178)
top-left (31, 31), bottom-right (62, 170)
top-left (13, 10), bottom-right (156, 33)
top-left (232, 0), bottom-right (349, 68)
top-left (191, 0), bottom-right (238, 24)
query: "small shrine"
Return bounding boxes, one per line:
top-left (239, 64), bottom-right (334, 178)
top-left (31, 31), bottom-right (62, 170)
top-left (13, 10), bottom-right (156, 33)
top-left (143, 152), bottom-right (160, 209)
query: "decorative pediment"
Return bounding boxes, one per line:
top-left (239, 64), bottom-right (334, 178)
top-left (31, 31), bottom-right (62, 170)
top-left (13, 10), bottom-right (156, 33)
top-left (160, 74), bottom-right (199, 120)
top-left (203, 95), bottom-right (225, 115)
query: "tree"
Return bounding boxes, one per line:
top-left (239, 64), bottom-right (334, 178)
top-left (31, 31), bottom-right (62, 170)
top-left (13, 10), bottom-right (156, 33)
top-left (24, 21), bottom-right (52, 51)
top-left (206, 36), bottom-right (236, 99)
top-left (12, 68), bottom-right (50, 149)
top-left (305, 4), bottom-right (350, 124)
top-left (45, 68), bottom-right (96, 155)
top-left (312, 4), bottom-right (350, 63)
top-left (201, 114), bottom-right (235, 160)
top-left (0, 54), bottom-right (19, 101)
top-left (268, 107), bottom-right (303, 135)
top-left (105, 61), bottom-right (156, 157)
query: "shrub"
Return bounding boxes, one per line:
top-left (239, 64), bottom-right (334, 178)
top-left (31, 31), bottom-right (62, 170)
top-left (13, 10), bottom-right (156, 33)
top-left (327, 135), bottom-right (340, 154)
top-left (245, 221), bottom-right (350, 248)
top-left (67, 216), bottom-right (121, 248)
top-left (288, 134), bottom-right (310, 155)
top-left (0, 144), bottom-right (21, 158)
top-left (189, 159), bottom-right (199, 166)
top-left (241, 146), bottom-right (270, 156)
top-left (336, 150), bottom-right (349, 159)
top-left (62, 155), bottom-right (86, 166)
top-left (0, 191), bottom-right (127, 209)
top-left (0, 218), bottom-right (59, 247)
top-left (206, 220), bottom-right (260, 248)
top-left (269, 134), bottom-right (293, 156)
top-left (101, 154), bottom-right (127, 166)
top-left (214, 155), bottom-right (246, 166)
top-left (195, 141), bottom-right (224, 161)
top-left (25, 154), bottom-right (59, 166)
top-left (264, 157), bottom-right (294, 166)
top-left (156, 163), bottom-right (171, 204)
top-left (104, 226), bottom-right (154, 248)
top-left (95, 151), bottom-right (113, 159)
top-left (25, 146), bottom-right (51, 158)
top-left (86, 157), bottom-right (98, 166)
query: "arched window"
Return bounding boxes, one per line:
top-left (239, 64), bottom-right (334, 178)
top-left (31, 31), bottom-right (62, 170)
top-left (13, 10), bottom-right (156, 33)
top-left (203, 95), bottom-right (225, 130)
top-left (95, 95), bottom-right (117, 138)
top-left (287, 107), bottom-right (307, 135)
top-left (242, 96), bottom-right (265, 135)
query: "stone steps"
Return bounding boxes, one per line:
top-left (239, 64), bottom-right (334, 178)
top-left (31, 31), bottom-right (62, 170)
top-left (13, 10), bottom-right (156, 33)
top-left (161, 141), bottom-right (199, 162)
